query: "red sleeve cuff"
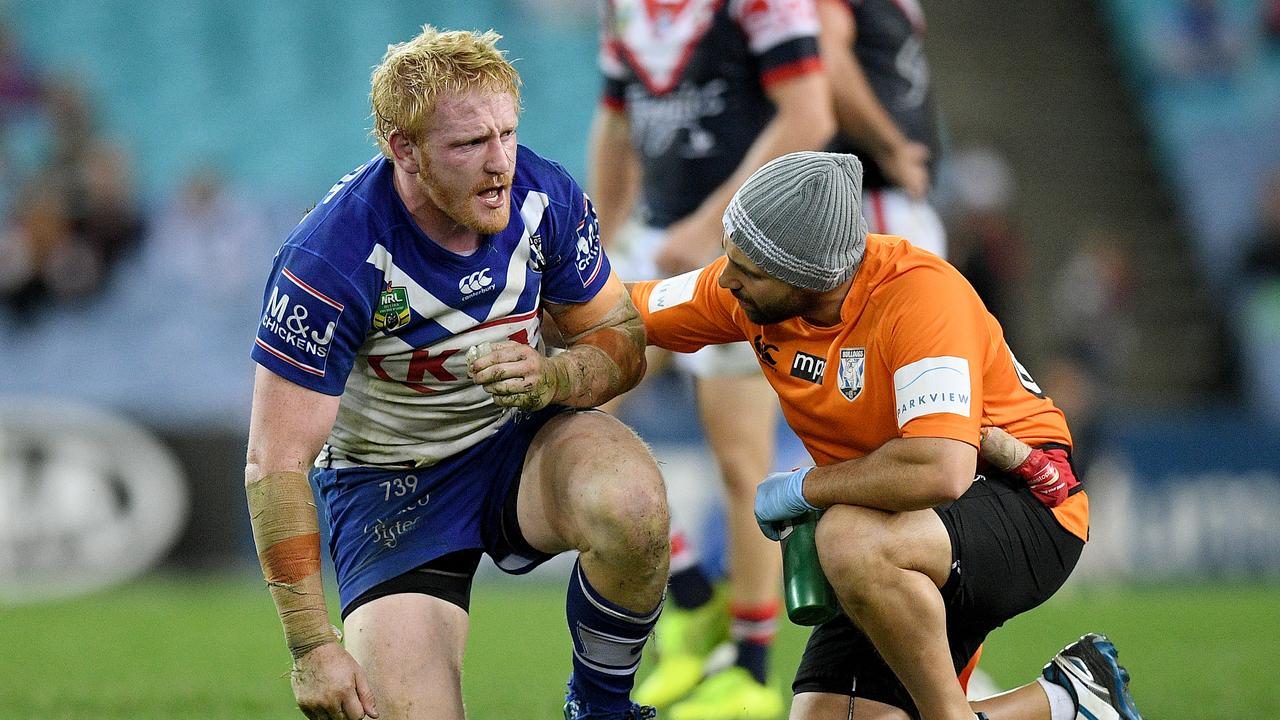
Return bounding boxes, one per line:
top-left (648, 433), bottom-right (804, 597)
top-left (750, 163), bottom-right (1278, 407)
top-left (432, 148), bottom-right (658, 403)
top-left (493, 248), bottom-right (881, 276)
top-left (761, 56), bottom-right (824, 88)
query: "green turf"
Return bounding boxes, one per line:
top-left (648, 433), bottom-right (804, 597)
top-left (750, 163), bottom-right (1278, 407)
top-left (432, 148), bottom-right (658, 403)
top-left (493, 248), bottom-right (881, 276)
top-left (2, 575), bottom-right (1276, 718)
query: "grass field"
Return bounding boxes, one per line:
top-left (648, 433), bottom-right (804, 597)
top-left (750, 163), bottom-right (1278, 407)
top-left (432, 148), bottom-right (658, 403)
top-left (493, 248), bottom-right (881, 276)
top-left (3, 575), bottom-right (1277, 719)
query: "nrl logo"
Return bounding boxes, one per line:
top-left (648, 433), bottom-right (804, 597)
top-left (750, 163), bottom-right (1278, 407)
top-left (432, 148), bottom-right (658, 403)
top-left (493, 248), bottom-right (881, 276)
top-left (837, 347), bottom-right (866, 401)
top-left (373, 284), bottom-right (410, 331)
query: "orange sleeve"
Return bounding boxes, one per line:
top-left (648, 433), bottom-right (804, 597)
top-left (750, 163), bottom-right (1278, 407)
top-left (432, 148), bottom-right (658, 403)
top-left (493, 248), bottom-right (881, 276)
top-left (876, 265), bottom-right (987, 447)
top-left (629, 258), bottom-right (750, 352)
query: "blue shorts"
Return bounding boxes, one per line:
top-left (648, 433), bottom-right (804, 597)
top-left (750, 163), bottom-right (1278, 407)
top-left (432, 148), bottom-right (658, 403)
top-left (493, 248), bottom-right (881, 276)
top-left (313, 407), bottom-right (569, 613)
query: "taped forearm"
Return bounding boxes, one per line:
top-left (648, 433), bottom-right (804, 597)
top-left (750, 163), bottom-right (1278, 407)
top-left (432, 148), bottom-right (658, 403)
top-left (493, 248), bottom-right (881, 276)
top-left (246, 470), bottom-right (335, 660)
top-left (554, 311), bottom-right (646, 407)
top-left (978, 427), bottom-right (1032, 469)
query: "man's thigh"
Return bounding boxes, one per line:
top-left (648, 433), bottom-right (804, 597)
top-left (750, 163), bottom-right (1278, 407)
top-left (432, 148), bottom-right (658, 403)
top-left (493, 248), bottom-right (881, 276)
top-left (937, 473), bottom-right (1084, 628)
top-left (514, 409), bottom-right (662, 553)
top-left (790, 692), bottom-right (911, 720)
top-left (345, 593), bottom-right (470, 720)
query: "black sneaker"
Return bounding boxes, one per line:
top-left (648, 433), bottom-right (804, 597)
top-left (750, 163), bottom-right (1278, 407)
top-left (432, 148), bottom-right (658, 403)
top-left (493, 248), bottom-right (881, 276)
top-left (563, 699), bottom-right (656, 720)
top-left (1042, 633), bottom-right (1143, 720)
top-left (564, 679), bottom-right (658, 720)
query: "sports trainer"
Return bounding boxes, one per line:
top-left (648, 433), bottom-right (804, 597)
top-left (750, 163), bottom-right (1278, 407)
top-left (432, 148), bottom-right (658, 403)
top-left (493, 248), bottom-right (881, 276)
top-left (245, 27), bottom-right (667, 720)
top-left (629, 151), bottom-right (1143, 720)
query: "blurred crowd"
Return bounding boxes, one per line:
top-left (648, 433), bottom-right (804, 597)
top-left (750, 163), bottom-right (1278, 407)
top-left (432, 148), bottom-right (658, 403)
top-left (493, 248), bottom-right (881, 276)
top-left (1237, 171), bottom-right (1280, 421)
top-left (938, 145), bottom-right (1137, 473)
top-left (0, 24), bottom-right (144, 322)
top-left (0, 18), bottom-right (285, 426)
top-left (1, 4), bottom-right (1277, 429)
top-left (0, 22), bottom-right (278, 327)
top-left (1106, 0), bottom-right (1280, 420)
top-left (1145, 0), bottom-right (1280, 85)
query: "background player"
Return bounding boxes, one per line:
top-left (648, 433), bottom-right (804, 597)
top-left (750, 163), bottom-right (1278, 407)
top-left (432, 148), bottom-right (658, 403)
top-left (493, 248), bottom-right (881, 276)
top-left (588, 2), bottom-right (835, 716)
top-left (246, 26), bottom-right (668, 720)
top-left (818, 0), bottom-right (946, 258)
top-left (629, 151), bottom-right (1143, 720)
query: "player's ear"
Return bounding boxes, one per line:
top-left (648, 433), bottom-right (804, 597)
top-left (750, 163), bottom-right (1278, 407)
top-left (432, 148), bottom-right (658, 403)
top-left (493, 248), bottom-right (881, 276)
top-left (389, 131), bottom-right (421, 173)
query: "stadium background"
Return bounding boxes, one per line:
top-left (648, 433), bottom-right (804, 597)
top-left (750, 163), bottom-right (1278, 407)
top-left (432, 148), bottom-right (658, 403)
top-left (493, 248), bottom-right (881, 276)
top-left (1, 0), bottom-right (1277, 717)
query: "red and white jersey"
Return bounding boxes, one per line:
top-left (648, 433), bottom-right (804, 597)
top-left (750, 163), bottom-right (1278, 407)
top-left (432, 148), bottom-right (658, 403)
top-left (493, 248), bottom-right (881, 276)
top-left (599, 0), bottom-right (823, 227)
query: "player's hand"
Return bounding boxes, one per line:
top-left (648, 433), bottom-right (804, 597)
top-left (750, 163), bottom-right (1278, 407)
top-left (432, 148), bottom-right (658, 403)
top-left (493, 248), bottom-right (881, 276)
top-left (291, 642), bottom-right (379, 720)
top-left (875, 140), bottom-right (931, 201)
top-left (754, 467), bottom-right (818, 541)
top-left (466, 340), bottom-right (560, 411)
top-left (655, 214), bottom-right (722, 276)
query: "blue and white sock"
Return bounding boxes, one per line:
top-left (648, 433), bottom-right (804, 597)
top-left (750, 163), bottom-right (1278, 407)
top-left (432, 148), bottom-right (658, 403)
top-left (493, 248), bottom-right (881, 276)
top-left (565, 559), bottom-right (663, 713)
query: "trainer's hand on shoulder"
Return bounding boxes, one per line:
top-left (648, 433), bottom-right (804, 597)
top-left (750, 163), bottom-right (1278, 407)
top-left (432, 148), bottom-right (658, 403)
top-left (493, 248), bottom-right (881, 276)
top-left (754, 467), bottom-right (818, 541)
top-left (291, 642), bottom-right (379, 720)
top-left (466, 340), bottom-right (560, 411)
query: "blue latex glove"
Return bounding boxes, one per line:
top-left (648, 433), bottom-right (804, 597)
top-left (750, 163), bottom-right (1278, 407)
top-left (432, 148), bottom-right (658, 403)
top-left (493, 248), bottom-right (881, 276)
top-left (754, 467), bottom-right (818, 541)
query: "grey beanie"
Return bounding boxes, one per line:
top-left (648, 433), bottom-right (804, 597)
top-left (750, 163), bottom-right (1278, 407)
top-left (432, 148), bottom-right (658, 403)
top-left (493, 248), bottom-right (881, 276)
top-left (723, 151), bottom-right (868, 291)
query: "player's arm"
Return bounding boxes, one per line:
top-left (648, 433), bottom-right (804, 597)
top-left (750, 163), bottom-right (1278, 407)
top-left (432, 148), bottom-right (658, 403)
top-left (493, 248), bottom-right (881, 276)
top-left (468, 273), bottom-right (646, 409)
top-left (803, 436), bottom-right (976, 511)
top-left (588, 103), bottom-right (641, 247)
top-left (626, 257), bottom-right (747, 352)
top-left (817, 0), bottom-right (929, 199)
top-left (245, 366), bottom-right (378, 719)
top-left (656, 71), bottom-right (836, 274)
top-left (797, 429), bottom-right (1062, 511)
top-left (753, 436), bottom-right (975, 538)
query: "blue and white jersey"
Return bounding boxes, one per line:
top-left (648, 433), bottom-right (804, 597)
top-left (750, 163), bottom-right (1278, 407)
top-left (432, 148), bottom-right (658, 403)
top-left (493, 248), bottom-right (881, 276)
top-left (251, 146), bottom-right (611, 469)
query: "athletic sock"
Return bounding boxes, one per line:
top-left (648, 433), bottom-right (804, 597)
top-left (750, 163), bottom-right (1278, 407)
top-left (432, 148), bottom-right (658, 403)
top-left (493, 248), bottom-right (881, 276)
top-left (667, 532), bottom-right (714, 609)
top-left (730, 601), bottom-right (779, 684)
top-left (565, 559), bottom-right (662, 713)
top-left (1037, 676), bottom-right (1077, 720)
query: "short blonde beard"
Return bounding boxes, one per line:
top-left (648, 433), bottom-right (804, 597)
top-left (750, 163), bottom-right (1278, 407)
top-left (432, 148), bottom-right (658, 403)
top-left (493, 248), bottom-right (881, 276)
top-left (417, 163), bottom-right (511, 236)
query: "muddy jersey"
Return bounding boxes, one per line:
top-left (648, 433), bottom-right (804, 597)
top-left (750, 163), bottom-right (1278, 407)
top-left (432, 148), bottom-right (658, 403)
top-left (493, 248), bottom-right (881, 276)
top-left (823, 0), bottom-right (941, 190)
top-left (251, 147), bottom-right (611, 469)
top-left (630, 235), bottom-right (1088, 540)
top-left (599, 0), bottom-right (823, 228)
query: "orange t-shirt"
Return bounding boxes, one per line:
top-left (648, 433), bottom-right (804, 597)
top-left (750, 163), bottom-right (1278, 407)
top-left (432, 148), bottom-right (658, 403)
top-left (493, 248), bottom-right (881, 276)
top-left (630, 234), bottom-right (1088, 541)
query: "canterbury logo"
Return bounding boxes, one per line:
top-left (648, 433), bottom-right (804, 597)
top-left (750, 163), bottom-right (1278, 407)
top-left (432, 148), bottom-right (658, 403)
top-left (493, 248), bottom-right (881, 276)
top-left (458, 269), bottom-right (494, 295)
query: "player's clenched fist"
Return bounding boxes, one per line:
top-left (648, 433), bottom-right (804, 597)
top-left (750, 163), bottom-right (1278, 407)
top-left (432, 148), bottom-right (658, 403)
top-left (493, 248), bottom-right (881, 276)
top-left (466, 340), bottom-right (566, 411)
top-left (291, 643), bottom-right (379, 720)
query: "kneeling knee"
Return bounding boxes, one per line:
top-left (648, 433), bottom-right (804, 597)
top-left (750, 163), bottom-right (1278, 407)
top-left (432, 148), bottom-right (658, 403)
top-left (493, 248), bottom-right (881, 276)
top-left (815, 506), bottom-right (893, 590)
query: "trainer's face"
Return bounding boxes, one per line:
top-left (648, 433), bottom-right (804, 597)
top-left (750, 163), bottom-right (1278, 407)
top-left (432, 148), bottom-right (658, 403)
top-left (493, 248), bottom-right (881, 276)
top-left (718, 238), bottom-right (815, 325)
top-left (417, 88), bottom-right (518, 235)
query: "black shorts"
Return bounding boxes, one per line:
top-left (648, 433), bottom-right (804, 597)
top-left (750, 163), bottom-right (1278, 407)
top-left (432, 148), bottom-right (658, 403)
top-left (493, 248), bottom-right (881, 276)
top-left (791, 469), bottom-right (1085, 717)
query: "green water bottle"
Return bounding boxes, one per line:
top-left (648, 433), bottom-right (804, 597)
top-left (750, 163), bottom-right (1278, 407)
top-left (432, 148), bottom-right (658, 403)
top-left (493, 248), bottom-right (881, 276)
top-left (780, 511), bottom-right (840, 626)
